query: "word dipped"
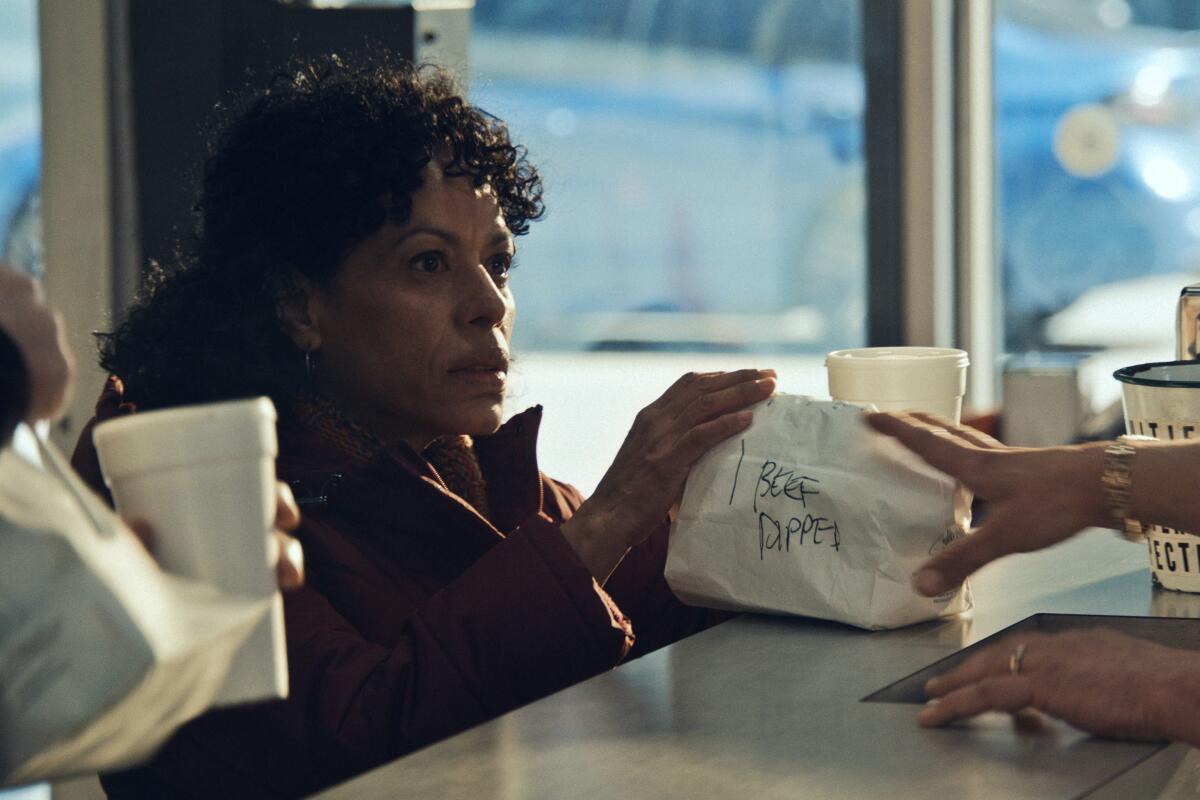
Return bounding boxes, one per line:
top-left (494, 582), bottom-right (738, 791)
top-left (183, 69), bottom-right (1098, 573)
top-left (752, 459), bottom-right (841, 558)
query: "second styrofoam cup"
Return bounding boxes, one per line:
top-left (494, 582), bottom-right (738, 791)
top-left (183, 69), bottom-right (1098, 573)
top-left (93, 396), bottom-right (288, 705)
top-left (826, 346), bottom-right (970, 424)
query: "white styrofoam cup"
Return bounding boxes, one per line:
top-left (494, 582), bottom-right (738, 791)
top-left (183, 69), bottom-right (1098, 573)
top-left (826, 347), bottom-right (970, 424)
top-left (93, 396), bottom-right (287, 705)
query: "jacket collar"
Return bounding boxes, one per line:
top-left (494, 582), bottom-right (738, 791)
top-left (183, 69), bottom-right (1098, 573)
top-left (278, 405), bottom-right (546, 534)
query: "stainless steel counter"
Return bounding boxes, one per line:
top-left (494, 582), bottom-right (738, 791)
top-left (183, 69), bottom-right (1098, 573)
top-left (314, 531), bottom-right (1200, 799)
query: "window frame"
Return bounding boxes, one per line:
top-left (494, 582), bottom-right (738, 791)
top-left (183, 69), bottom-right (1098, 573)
top-left (864, 0), bottom-right (997, 410)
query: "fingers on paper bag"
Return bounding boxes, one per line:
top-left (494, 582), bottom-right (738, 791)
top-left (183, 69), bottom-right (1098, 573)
top-left (864, 413), bottom-right (973, 475)
top-left (676, 410), bottom-right (755, 464)
top-left (679, 378), bottom-right (775, 430)
top-left (917, 522), bottom-right (1018, 595)
top-left (908, 412), bottom-right (1005, 450)
top-left (653, 369), bottom-right (775, 414)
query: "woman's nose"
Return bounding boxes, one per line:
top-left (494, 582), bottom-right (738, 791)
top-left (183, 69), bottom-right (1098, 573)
top-left (461, 264), bottom-right (511, 328)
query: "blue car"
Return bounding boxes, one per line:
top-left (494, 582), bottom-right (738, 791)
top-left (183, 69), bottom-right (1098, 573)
top-left (471, 0), bottom-right (1200, 353)
top-left (471, 0), bottom-right (866, 353)
top-left (996, 9), bottom-right (1200, 347)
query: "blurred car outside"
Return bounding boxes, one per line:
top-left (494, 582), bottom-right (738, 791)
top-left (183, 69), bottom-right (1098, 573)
top-left (468, 0), bottom-right (1200, 358)
top-left (998, 0), bottom-right (1200, 353)
top-left (470, 0), bottom-right (865, 355)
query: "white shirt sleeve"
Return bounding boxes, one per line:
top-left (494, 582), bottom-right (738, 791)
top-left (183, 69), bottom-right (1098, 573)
top-left (0, 436), bottom-right (272, 786)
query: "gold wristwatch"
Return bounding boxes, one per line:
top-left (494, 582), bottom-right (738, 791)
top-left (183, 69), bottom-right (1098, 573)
top-left (1101, 436), bottom-right (1147, 542)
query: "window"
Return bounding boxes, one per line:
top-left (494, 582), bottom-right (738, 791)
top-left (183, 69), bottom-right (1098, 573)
top-left (469, 0), bottom-right (865, 490)
top-left (0, 0), bottom-right (41, 279)
top-left (996, 0), bottom-right (1200, 358)
top-left (470, 0), bottom-right (865, 355)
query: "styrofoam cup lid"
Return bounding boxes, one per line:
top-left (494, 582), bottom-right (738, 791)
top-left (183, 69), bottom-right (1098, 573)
top-left (826, 346), bottom-right (970, 369)
top-left (826, 347), bottom-right (969, 402)
top-left (94, 396), bottom-right (277, 480)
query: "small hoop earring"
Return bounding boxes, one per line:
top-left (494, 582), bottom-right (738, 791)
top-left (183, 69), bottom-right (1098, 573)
top-left (304, 350), bottom-right (316, 382)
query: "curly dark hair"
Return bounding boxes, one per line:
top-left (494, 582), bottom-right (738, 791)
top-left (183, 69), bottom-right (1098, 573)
top-left (99, 52), bottom-right (544, 412)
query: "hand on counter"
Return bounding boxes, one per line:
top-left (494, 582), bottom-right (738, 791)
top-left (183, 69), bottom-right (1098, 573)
top-left (918, 629), bottom-right (1200, 746)
top-left (865, 412), bottom-right (1112, 596)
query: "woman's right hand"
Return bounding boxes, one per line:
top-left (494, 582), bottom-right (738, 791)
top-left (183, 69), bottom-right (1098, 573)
top-left (561, 369), bottom-right (776, 581)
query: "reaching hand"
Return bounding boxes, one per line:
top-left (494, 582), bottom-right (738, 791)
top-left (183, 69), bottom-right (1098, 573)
top-left (919, 629), bottom-right (1200, 746)
top-left (865, 412), bottom-right (1110, 596)
top-left (561, 368), bottom-right (776, 580)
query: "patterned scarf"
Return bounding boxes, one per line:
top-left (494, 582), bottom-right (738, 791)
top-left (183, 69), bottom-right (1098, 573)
top-left (291, 392), bottom-right (490, 519)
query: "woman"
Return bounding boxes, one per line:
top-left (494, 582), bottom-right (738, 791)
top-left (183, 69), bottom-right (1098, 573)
top-left (868, 411), bottom-right (1200, 748)
top-left (72, 56), bottom-right (774, 797)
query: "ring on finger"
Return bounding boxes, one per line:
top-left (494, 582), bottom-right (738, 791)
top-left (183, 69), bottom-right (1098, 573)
top-left (1008, 643), bottom-right (1027, 676)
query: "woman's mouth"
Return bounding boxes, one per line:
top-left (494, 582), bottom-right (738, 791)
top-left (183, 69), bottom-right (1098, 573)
top-left (450, 366), bottom-right (507, 390)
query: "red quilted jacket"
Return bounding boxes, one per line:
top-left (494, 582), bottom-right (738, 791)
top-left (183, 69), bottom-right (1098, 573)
top-left (70, 379), bottom-right (727, 798)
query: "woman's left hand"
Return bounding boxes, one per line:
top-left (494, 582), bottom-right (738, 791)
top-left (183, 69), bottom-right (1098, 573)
top-left (919, 629), bottom-right (1200, 745)
top-left (559, 368), bottom-right (775, 581)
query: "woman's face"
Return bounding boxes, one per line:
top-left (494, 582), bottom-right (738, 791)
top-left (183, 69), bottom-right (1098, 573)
top-left (304, 163), bottom-right (516, 449)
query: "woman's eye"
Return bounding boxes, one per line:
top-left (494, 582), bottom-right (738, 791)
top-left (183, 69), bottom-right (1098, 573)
top-left (409, 252), bottom-right (446, 274)
top-left (488, 253), bottom-right (515, 278)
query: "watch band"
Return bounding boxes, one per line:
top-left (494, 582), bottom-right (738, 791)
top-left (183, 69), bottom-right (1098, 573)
top-left (1102, 437), bottom-right (1145, 542)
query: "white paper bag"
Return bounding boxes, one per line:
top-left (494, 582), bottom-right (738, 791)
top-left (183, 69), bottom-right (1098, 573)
top-left (0, 433), bottom-right (273, 786)
top-left (665, 395), bottom-right (972, 630)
